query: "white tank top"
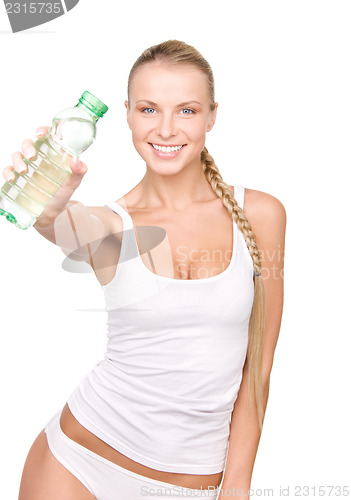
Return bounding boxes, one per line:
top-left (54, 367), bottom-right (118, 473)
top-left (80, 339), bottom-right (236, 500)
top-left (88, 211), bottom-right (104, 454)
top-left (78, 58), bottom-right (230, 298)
top-left (67, 185), bottom-right (255, 474)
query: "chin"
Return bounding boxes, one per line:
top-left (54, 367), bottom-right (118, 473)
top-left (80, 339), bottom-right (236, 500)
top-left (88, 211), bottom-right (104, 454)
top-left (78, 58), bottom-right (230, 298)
top-left (145, 161), bottom-right (187, 175)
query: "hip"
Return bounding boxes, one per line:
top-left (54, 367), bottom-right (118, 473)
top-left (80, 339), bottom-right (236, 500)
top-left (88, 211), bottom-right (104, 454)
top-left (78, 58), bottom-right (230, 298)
top-left (59, 402), bottom-right (224, 490)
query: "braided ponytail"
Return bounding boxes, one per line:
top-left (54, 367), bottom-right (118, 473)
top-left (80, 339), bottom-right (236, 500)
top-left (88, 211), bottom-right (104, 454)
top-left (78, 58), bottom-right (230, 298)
top-left (201, 146), bottom-right (265, 431)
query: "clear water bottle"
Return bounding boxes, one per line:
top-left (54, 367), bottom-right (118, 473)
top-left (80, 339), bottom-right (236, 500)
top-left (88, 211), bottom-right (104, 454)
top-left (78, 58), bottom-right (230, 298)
top-left (0, 91), bottom-right (108, 230)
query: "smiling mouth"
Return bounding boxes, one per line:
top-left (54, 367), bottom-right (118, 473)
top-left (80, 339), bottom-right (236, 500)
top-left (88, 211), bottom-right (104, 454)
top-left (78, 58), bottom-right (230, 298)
top-left (149, 143), bottom-right (186, 153)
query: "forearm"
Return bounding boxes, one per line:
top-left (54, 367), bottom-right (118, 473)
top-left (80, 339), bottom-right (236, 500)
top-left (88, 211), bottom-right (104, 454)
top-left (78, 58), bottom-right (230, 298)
top-left (33, 199), bottom-right (76, 244)
top-left (218, 364), bottom-right (270, 498)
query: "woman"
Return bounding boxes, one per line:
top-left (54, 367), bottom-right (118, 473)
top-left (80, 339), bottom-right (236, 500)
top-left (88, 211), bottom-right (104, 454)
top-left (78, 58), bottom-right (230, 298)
top-left (4, 40), bottom-right (286, 499)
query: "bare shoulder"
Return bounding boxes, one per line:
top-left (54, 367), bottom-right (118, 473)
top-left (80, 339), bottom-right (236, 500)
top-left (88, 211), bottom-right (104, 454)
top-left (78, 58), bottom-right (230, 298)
top-left (243, 187), bottom-right (286, 221)
top-left (242, 187), bottom-right (287, 249)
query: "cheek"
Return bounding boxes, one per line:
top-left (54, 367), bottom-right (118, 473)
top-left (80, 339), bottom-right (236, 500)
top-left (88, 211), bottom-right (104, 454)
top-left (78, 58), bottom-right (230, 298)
top-left (185, 118), bottom-right (208, 137)
top-left (188, 122), bottom-right (208, 151)
top-left (130, 123), bottom-right (148, 143)
top-left (129, 114), bottom-right (147, 132)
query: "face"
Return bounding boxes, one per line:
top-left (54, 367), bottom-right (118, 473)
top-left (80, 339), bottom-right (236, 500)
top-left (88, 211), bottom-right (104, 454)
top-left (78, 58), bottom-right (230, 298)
top-left (125, 63), bottom-right (218, 176)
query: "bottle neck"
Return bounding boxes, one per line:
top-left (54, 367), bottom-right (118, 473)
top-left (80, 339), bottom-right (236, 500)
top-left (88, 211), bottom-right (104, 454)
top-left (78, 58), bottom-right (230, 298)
top-left (76, 102), bottom-right (100, 122)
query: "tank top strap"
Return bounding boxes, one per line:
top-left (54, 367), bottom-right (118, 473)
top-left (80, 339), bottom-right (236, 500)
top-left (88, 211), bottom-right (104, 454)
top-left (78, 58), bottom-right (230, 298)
top-left (233, 185), bottom-right (245, 210)
top-left (104, 200), bottom-right (134, 229)
top-left (104, 200), bottom-right (140, 263)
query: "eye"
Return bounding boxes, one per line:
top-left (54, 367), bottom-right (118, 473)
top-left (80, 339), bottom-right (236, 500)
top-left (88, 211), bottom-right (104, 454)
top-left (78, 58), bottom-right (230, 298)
top-left (141, 107), bottom-right (156, 114)
top-left (180, 108), bottom-right (195, 115)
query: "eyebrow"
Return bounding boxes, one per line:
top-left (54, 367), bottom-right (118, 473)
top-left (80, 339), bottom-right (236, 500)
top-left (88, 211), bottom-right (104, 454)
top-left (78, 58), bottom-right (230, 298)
top-left (135, 99), bottom-right (202, 107)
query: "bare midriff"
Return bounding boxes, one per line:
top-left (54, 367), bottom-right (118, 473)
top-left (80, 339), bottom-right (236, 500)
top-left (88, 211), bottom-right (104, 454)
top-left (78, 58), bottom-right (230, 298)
top-left (59, 403), bottom-right (224, 490)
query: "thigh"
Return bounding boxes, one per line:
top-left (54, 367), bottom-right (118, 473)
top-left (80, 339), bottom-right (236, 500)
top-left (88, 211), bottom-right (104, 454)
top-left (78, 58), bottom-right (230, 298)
top-left (18, 428), bottom-right (96, 500)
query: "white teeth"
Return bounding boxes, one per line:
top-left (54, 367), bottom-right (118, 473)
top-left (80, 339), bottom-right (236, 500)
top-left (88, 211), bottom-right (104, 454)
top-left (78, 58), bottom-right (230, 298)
top-left (152, 144), bottom-right (183, 153)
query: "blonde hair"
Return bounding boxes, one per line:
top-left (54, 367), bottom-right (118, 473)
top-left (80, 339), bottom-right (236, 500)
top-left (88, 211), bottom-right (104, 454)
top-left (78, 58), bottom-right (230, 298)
top-left (127, 40), bottom-right (266, 432)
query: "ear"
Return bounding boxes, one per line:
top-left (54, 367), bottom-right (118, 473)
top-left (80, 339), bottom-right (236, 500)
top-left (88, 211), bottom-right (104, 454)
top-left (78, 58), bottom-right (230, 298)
top-left (124, 100), bottom-right (132, 130)
top-left (206, 102), bottom-right (218, 132)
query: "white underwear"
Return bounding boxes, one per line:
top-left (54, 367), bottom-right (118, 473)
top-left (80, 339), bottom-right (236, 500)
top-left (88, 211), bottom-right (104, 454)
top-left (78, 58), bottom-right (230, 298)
top-left (44, 411), bottom-right (220, 499)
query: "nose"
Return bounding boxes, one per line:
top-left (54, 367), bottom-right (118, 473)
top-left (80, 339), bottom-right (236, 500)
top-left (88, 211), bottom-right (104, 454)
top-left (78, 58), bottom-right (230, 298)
top-left (156, 112), bottom-right (177, 139)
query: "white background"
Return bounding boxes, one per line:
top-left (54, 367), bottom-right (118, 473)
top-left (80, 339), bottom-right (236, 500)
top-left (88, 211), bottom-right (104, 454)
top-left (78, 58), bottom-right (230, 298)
top-left (0, 0), bottom-right (350, 498)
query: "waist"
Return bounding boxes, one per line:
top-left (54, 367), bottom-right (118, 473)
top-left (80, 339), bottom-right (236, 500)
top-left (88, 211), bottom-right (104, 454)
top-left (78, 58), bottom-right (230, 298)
top-left (59, 403), bottom-right (224, 490)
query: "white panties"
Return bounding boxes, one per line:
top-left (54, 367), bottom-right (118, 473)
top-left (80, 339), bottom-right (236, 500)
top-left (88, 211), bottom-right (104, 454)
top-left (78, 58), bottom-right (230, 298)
top-left (44, 411), bottom-right (220, 499)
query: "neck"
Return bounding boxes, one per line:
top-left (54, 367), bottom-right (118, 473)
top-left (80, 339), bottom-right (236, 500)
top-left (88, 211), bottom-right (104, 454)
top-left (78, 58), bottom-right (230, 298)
top-left (138, 158), bottom-right (217, 211)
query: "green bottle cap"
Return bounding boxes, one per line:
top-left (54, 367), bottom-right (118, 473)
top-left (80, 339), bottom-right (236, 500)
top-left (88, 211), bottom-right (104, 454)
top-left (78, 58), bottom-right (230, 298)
top-left (79, 91), bottom-right (108, 118)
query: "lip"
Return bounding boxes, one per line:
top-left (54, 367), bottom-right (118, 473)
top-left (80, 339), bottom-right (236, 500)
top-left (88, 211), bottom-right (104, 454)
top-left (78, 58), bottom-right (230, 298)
top-left (148, 143), bottom-right (186, 159)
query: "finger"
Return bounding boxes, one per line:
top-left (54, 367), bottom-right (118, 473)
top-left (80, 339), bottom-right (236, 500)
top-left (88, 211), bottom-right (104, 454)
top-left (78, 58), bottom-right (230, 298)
top-left (36, 125), bottom-right (50, 137)
top-left (11, 151), bottom-right (28, 173)
top-left (2, 166), bottom-right (16, 182)
top-left (21, 139), bottom-right (36, 159)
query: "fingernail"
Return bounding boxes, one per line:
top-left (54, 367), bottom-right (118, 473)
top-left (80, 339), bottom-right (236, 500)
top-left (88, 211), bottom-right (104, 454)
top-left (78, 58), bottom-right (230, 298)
top-left (73, 156), bottom-right (81, 167)
top-left (15, 161), bottom-right (26, 173)
top-left (37, 128), bottom-right (46, 135)
top-left (24, 148), bottom-right (35, 159)
top-left (7, 173), bottom-right (15, 182)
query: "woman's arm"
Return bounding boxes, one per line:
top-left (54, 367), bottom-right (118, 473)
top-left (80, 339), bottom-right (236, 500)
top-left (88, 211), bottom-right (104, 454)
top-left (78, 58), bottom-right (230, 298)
top-left (219, 189), bottom-right (287, 498)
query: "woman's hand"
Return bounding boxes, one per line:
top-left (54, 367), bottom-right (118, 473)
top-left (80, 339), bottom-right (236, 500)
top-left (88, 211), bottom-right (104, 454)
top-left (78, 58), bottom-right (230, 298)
top-left (1, 125), bottom-right (111, 274)
top-left (1, 125), bottom-right (88, 225)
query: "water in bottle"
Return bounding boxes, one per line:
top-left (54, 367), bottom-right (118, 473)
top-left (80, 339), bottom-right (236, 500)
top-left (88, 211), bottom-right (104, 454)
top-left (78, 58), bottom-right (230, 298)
top-left (0, 91), bottom-right (108, 230)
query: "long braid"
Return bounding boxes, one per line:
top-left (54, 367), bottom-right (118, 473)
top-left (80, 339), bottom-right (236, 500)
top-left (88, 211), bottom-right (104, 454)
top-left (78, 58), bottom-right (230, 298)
top-left (201, 146), bottom-right (266, 431)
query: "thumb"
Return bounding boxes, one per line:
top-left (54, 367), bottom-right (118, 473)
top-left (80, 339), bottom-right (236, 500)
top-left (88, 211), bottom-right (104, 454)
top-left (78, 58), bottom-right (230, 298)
top-left (71, 156), bottom-right (87, 175)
